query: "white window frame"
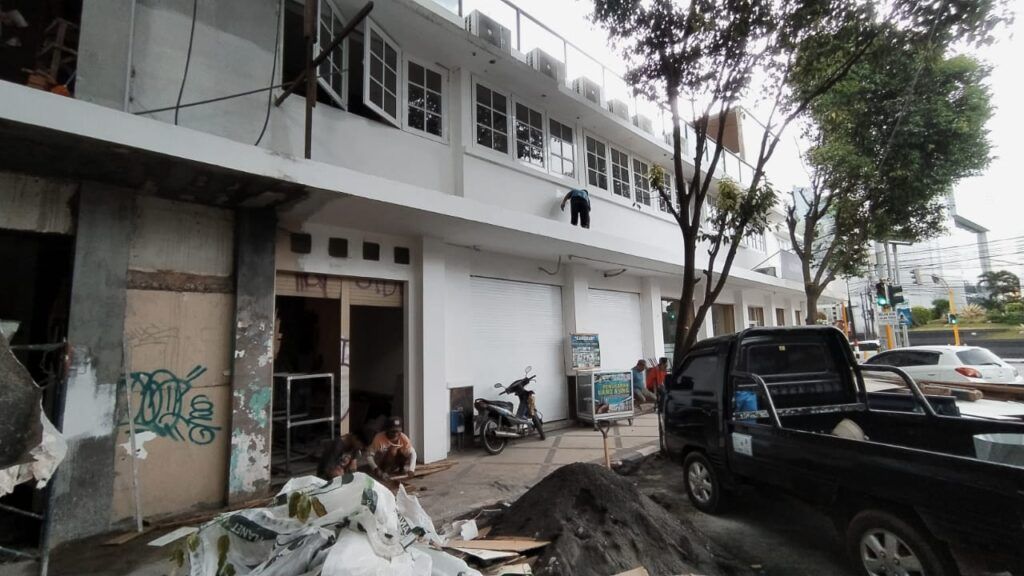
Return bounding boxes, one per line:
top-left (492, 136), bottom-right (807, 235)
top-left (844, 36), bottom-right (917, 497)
top-left (609, 145), bottom-right (632, 200)
top-left (363, 19), bottom-right (401, 128)
top-left (512, 98), bottom-right (547, 171)
top-left (748, 306), bottom-right (766, 327)
top-left (631, 157), bottom-right (652, 207)
top-left (402, 56), bottom-right (447, 143)
top-left (547, 118), bottom-right (577, 181)
top-left (472, 79), bottom-right (512, 156)
top-left (741, 232), bottom-right (767, 253)
top-left (584, 133), bottom-right (610, 191)
top-left (315, 0), bottom-right (349, 109)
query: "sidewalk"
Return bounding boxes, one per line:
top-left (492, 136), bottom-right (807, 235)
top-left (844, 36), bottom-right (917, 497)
top-left (0, 414), bottom-right (659, 576)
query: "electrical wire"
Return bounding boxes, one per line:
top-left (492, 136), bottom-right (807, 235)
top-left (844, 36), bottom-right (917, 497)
top-left (134, 81), bottom-right (296, 116)
top-left (174, 0), bottom-right (200, 125)
top-left (255, 0), bottom-right (284, 146)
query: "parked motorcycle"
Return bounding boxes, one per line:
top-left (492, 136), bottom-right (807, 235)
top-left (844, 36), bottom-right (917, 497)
top-left (474, 366), bottom-right (546, 455)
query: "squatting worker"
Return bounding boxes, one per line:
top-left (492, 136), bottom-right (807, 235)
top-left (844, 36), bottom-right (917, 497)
top-left (317, 434), bottom-right (364, 480)
top-left (368, 416), bottom-right (417, 480)
top-left (631, 359), bottom-right (656, 404)
top-left (646, 357), bottom-right (669, 393)
top-left (560, 188), bottom-right (591, 228)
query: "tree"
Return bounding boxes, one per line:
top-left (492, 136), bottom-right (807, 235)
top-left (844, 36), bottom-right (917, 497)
top-left (786, 34), bottom-right (995, 321)
top-left (592, 0), bottom-right (1007, 362)
top-left (978, 270), bottom-right (1021, 303)
top-left (932, 298), bottom-right (950, 318)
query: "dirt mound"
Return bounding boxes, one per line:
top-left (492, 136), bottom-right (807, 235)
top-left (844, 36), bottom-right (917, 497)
top-left (489, 462), bottom-right (743, 576)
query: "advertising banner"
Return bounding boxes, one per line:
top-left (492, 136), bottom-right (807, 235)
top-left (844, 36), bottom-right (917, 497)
top-left (570, 333), bottom-right (601, 370)
top-left (592, 371), bottom-right (633, 420)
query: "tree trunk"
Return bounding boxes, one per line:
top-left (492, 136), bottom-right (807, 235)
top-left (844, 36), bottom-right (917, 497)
top-left (804, 287), bottom-right (820, 326)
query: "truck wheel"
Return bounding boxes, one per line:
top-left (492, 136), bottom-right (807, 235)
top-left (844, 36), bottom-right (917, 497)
top-left (683, 452), bottom-right (723, 513)
top-left (481, 418), bottom-right (507, 455)
top-left (847, 510), bottom-right (955, 576)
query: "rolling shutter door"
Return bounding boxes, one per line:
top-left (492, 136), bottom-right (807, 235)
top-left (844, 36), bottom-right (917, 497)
top-left (470, 277), bottom-right (567, 421)
top-left (588, 289), bottom-right (643, 370)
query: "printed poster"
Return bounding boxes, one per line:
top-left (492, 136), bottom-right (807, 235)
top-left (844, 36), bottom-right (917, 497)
top-left (593, 370), bottom-right (633, 420)
top-left (570, 333), bottom-right (601, 370)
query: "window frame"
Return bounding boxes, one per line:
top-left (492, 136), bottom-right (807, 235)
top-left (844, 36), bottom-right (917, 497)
top-left (512, 97), bottom-right (548, 172)
top-left (583, 132), bottom-right (610, 191)
top-left (363, 18), bottom-right (402, 128)
top-left (402, 55), bottom-right (448, 143)
top-left (315, 0), bottom-right (349, 109)
top-left (631, 156), bottom-right (652, 207)
top-left (472, 79), bottom-right (512, 157)
top-left (547, 117), bottom-right (578, 181)
top-left (608, 145), bottom-right (633, 200)
top-left (747, 306), bottom-right (766, 327)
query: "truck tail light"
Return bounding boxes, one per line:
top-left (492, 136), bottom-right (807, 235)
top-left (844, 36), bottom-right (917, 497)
top-left (955, 367), bottom-right (983, 379)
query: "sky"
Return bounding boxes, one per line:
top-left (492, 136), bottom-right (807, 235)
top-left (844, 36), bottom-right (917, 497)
top-left (459, 0), bottom-right (1023, 281)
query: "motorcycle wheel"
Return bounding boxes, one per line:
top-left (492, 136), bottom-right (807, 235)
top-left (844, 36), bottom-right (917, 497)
top-left (481, 418), bottom-right (507, 455)
top-left (532, 415), bottom-right (546, 441)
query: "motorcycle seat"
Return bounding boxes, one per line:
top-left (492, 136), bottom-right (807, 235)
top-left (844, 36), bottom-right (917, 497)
top-left (480, 399), bottom-right (514, 411)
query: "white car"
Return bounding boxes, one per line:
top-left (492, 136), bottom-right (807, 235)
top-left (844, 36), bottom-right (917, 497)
top-left (863, 345), bottom-right (1023, 385)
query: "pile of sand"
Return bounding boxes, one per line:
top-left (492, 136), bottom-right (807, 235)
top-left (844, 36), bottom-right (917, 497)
top-left (488, 462), bottom-right (744, 576)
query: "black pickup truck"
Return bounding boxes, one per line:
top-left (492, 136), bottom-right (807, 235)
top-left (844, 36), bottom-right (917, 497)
top-left (661, 326), bottom-right (1024, 576)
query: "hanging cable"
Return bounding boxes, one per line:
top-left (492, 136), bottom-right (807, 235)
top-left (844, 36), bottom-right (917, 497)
top-left (174, 0), bottom-right (200, 125)
top-left (255, 0), bottom-right (284, 146)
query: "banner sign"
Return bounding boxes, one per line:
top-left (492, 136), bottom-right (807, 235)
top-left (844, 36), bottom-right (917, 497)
top-left (570, 333), bottom-right (601, 370)
top-left (593, 371), bottom-right (633, 420)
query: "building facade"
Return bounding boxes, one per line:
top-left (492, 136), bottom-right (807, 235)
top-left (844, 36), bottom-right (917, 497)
top-left (0, 0), bottom-right (839, 543)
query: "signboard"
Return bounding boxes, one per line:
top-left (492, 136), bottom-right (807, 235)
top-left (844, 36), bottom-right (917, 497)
top-left (897, 308), bottom-right (913, 327)
top-left (877, 311), bottom-right (898, 326)
top-left (592, 371), bottom-right (633, 420)
top-left (570, 333), bottom-right (601, 370)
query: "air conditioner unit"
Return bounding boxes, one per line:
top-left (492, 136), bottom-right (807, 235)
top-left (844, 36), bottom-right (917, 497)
top-left (526, 48), bottom-right (565, 83)
top-left (465, 10), bottom-right (512, 54)
top-left (607, 99), bottom-right (629, 120)
top-left (572, 77), bottom-right (601, 105)
top-left (632, 114), bottom-right (653, 134)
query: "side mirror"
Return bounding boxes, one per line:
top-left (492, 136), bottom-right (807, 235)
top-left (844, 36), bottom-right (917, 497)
top-left (525, 365), bottom-right (533, 375)
top-left (494, 383), bottom-right (503, 389)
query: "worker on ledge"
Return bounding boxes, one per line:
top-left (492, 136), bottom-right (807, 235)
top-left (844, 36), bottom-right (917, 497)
top-left (367, 416), bottom-right (417, 480)
top-left (560, 188), bottom-right (591, 229)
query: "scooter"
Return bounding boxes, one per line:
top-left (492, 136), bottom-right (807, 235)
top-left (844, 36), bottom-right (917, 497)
top-left (474, 366), bottom-right (546, 455)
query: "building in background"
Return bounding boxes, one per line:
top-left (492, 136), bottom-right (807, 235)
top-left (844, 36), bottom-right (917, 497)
top-left (0, 0), bottom-right (842, 544)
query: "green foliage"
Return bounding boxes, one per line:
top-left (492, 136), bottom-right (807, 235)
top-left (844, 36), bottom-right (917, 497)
top-left (988, 301), bottom-right (1024, 325)
top-left (703, 179), bottom-right (777, 246)
top-left (978, 270), bottom-right (1021, 302)
top-left (932, 298), bottom-right (950, 317)
top-left (910, 306), bottom-right (933, 327)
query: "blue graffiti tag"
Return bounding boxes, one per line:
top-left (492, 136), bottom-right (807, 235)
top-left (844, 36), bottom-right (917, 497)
top-left (128, 365), bottom-right (220, 445)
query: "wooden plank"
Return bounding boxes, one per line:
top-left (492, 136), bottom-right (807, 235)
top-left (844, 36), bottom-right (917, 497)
top-left (453, 548), bottom-right (520, 562)
top-left (102, 529), bottom-right (149, 546)
top-left (446, 538), bottom-right (549, 553)
top-left (612, 569), bottom-right (650, 576)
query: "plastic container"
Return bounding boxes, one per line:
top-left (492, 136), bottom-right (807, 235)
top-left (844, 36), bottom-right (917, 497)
top-left (973, 433), bottom-right (1024, 467)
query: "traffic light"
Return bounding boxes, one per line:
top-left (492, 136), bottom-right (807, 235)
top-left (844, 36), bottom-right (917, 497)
top-left (875, 282), bottom-right (889, 306)
top-left (947, 313), bottom-right (958, 325)
top-left (889, 285), bottom-right (905, 306)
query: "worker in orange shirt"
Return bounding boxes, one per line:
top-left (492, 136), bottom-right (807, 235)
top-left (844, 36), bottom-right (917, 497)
top-left (646, 357), bottom-right (669, 393)
top-left (367, 416), bottom-right (417, 480)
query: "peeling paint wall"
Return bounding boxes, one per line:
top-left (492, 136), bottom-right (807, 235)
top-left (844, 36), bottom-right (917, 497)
top-left (0, 171), bottom-right (76, 234)
top-left (110, 197), bottom-right (235, 523)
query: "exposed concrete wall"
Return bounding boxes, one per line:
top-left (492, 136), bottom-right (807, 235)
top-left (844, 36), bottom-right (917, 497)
top-left (228, 208), bottom-right (277, 502)
top-left (50, 184), bottom-right (134, 544)
top-left (77, 0), bottom-right (135, 110)
top-left (130, 196), bottom-right (234, 276)
top-left (0, 171), bottom-right (77, 234)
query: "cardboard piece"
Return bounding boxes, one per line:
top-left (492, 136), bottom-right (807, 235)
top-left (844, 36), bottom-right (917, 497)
top-left (453, 548), bottom-right (519, 562)
top-left (446, 538), bottom-right (549, 553)
top-left (612, 569), bottom-right (650, 576)
top-left (147, 526), bottom-right (198, 547)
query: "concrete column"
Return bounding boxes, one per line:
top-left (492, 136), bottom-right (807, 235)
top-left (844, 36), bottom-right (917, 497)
top-left (77, 0), bottom-right (135, 111)
top-left (768, 293), bottom-right (781, 327)
top-left (227, 208), bottom-right (276, 503)
top-left (735, 290), bottom-right (752, 331)
top-left (50, 183), bottom-right (134, 544)
top-left (640, 277), bottom-right (663, 360)
top-left (419, 237), bottom-right (448, 462)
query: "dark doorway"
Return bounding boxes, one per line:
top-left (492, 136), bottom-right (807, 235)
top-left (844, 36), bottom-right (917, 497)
top-left (349, 305), bottom-right (403, 445)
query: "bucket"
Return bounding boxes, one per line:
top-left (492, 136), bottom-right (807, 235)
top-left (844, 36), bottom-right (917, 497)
top-left (973, 433), bottom-right (1024, 467)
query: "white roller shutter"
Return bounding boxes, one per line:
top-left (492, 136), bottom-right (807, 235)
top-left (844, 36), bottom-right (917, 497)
top-left (471, 277), bottom-right (567, 421)
top-left (588, 289), bottom-right (643, 371)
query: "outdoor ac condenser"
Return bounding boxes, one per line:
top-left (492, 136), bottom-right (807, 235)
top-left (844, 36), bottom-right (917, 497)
top-left (632, 114), bottom-right (653, 134)
top-left (526, 47), bottom-right (565, 84)
top-left (607, 99), bottom-right (629, 120)
top-left (572, 77), bottom-right (601, 105)
top-left (465, 10), bottom-right (512, 54)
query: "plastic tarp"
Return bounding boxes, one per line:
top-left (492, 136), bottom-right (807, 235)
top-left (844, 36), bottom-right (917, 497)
top-left (0, 408), bottom-right (67, 497)
top-left (184, 473), bottom-right (481, 576)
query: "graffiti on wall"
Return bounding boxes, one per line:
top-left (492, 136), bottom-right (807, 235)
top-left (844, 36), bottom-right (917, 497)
top-left (126, 365), bottom-right (220, 445)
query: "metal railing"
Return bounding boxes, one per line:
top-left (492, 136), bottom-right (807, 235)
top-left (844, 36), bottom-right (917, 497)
top-left (445, 0), bottom-right (754, 185)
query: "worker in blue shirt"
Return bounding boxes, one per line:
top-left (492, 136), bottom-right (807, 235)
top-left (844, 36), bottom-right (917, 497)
top-left (560, 188), bottom-right (591, 228)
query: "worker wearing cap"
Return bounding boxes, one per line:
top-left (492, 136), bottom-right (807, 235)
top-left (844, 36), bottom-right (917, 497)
top-left (367, 416), bottom-right (417, 480)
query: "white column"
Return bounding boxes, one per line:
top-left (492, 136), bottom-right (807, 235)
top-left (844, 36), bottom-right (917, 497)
top-left (693, 291), bottom-right (715, 340)
top-left (561, 264), bottom-right (590, 373)
top-left (640, 277), bottom-right (663, 361)
top-left (735, 290), bottom-right (751, 331)
top-left (419, 237), bottom-right (448, 462)
top-left (768, 293), bottom-right (782, 327)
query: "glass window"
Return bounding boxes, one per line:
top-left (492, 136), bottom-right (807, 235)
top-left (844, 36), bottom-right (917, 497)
top-left (741, 343), bottom-right (834, 374)
top-left (747, 306), bottom-right (765, 327)
top-left (632, 158), bottom-right (651, 206)
top-left (673, 353), bottom-right (720, 394)
top-left (585, 136), bottom-right (608, 190)
top-left (658, 171), bottom-right (677, 213)
top-left (406, 60), bottom-right (443, 138)
top-left (903, 351), bottom-right (942, 366)
top-left (741, 232), bottom-right (767, 252)
top-left (549, 119), bottom-right (575, 178)
top-left (775, 308), bottom-right (786, 327)
top-left (365, 22), bottom-right (400, 126)
top-left (610, 147), bottom-right (631, 199)
top-left (515, 102), bottom-right (545, 167)
top-left (317, 0), bottom-right (347, 107)
top-left (956, 348), bottom-right (1002, 366)
top-left (475, 84), bottom-right (509, 153)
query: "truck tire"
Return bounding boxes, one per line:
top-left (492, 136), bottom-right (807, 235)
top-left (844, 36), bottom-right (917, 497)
top-left (683, 452), bottom-right (724, 514)
top-left (847, 509), bottom-right (956, 576)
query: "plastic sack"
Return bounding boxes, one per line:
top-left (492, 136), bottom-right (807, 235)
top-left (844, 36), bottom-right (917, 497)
top-left (320, 531), bottom-right (432, 576)
top-left (0, 408), bottom-right (66, 497)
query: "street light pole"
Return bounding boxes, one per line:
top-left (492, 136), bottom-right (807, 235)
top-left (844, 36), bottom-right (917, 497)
top-left (933, 274), bottom-right (961, 346)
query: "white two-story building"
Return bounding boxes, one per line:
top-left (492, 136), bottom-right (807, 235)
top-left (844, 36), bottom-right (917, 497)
top-left (0, 0), bottom-right (838, 542)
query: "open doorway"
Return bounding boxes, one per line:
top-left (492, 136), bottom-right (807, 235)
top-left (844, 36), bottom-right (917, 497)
top-left (0, 229), bottom-right (74, 551)
top-left (349, 305), bottom-right (404, 445)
